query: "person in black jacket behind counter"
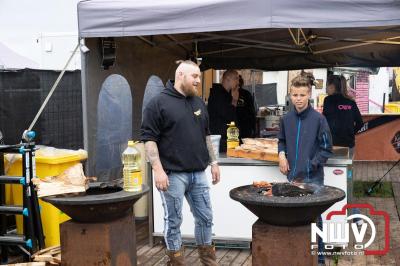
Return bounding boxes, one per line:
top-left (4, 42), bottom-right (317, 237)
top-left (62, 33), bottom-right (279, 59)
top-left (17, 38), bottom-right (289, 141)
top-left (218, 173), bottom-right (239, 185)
top-left (208, 71), bottom-right (256, 152)
top-left (207, 70), bottom-right (239, 152)
top-left (323, 75), bottom-right (363, 155)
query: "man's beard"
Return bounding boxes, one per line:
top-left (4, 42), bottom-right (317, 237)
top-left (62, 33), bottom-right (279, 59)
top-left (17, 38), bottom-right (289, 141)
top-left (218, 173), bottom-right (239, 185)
top-left (181, 84), bottom-right (198, 97)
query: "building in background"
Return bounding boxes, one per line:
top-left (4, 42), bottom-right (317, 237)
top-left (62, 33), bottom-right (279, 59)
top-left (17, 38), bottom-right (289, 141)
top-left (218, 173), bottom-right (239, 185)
top-left (0, 0), bottom-right (80, 70)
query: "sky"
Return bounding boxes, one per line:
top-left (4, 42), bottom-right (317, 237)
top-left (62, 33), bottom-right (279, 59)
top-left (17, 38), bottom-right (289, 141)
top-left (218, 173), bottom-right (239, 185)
top-left (0, 0), bottom-right (80, 69)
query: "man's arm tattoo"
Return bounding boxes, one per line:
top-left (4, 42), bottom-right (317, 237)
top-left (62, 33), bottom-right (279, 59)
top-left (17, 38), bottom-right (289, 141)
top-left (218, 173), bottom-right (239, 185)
top-left (144, 141), bottom-right (162, 168)
top-left (206, 136), bottom-right (217, 163)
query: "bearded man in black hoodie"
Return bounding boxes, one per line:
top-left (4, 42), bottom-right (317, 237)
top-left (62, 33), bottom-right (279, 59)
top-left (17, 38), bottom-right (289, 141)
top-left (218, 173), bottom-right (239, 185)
top-left (141, 60), bottom-right (220, 266)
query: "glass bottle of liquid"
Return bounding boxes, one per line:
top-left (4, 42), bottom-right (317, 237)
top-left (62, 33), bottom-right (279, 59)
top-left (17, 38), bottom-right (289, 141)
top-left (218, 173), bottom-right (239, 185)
top-left (227, 121), bottom-right (239, 149)
top-left (122, 140), bottom-right (142, 192)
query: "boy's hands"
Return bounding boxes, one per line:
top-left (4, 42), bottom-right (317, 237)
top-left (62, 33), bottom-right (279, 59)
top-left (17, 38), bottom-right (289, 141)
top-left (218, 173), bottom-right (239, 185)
top-left (279, 152), bottom-right (290, 175)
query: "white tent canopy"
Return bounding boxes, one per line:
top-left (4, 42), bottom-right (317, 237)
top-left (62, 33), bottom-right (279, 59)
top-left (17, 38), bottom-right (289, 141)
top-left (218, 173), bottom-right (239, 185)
top-left (78, 0), bottom-right (400, 38)
top-left (0, 42), bottom-right (39, 70)
top-left (77, 0), bottom-right (400, 177)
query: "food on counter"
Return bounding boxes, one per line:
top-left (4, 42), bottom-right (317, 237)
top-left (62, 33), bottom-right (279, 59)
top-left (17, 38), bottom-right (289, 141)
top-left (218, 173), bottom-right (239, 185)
top-left (242, 138), bottom-right (278, 147)
top-left (238, 138), bottom-right (278, 152)
top-left (227, 138), bottom-right (279, 161)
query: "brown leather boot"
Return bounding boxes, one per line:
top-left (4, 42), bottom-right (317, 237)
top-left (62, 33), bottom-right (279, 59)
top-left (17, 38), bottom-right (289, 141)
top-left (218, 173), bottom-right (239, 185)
top-left (166, 246), bottom-right (185, 266)
top-left (197, 244), bottom-right (218, 266)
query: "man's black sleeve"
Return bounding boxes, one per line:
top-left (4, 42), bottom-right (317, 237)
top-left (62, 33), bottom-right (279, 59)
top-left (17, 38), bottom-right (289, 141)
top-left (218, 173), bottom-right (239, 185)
top-left (140, 99), bottom-right (162, 142)
top-left (207, 88), bottom-right (236, 126)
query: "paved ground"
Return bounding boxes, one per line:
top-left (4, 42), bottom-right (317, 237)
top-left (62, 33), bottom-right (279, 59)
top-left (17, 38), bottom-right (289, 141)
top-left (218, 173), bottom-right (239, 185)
top-left (332, 197), bottom-right (400, 266)
top-left (353, 161), bottom-right (400, 182)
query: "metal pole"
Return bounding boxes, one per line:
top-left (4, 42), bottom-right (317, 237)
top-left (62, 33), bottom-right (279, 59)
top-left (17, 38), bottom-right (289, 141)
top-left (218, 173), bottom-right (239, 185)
top-left (27, 43), bottom-right (79, 131)
top-left (382, 93), bottom-right (386, 113)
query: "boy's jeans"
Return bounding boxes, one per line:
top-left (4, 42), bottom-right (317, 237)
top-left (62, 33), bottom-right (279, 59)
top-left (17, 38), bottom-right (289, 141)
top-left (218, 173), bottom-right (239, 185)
top-left (159, 171), bottom-right (213, 251)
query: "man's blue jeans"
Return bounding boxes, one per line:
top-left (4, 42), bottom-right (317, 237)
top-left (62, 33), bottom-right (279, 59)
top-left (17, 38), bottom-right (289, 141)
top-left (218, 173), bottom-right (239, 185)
top-left (159, 171), bottom-right (213, 251)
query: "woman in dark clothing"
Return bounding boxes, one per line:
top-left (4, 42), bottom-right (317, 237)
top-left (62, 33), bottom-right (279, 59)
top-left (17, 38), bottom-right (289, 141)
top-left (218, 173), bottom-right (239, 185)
top-left (323, 75), bottom-right (363, 151)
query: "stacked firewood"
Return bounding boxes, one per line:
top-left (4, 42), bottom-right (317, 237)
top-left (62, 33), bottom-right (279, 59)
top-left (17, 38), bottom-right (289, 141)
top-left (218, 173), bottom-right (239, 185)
top-left (32, 246), bottom-right (61, 265)
top-left (32, 163), bottom-right (94, 197)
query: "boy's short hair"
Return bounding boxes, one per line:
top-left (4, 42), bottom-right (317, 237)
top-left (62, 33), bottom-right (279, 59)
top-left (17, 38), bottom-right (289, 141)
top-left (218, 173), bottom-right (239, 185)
top-left (291, 74), bottom-right (312, 89)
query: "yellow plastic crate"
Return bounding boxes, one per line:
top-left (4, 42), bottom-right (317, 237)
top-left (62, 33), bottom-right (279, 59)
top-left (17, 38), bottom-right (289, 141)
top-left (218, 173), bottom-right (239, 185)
top-left (385, 102), bottom-right (400, 113)
top-left (5, 184), bottom-right (12, 205)
top-left (5, 147), bottom-right (87, 247)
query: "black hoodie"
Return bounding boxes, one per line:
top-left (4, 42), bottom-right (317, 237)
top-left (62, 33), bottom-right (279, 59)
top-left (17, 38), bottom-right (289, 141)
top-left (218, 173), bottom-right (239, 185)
top-left (140, 80), bottom-right (210, 172)
top-left (207, 84), bottom-right (236, 152)
top-left (323, 94), bottom-right (363, 148)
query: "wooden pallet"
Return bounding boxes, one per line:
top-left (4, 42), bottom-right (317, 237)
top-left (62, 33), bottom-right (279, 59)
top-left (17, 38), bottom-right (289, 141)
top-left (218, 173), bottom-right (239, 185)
top-left (227, 148), bottom-right (279, 162)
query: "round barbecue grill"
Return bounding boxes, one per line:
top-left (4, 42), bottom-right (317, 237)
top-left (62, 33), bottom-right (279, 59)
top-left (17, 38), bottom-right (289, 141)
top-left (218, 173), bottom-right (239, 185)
top-left (43, 182), bottom-right (149, 223)
top-left (230, 183), bottom-right (345, 226)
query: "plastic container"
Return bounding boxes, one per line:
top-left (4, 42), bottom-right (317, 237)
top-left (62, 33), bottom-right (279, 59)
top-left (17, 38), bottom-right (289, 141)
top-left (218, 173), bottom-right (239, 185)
top-left (5, 184), bottom-right (12, 205)
top-left (385, 102), bottom-right (400, 113)
top-left (226, 121), bottom-right (239, 149)
top-left (210, 135), bottom-right (221, 158)
top-left (5, 146), bottom-right (87, 247)
top-left (122, 141), bottom-right (142, 192)
top-left (133, 142), bottom-right (148, 219)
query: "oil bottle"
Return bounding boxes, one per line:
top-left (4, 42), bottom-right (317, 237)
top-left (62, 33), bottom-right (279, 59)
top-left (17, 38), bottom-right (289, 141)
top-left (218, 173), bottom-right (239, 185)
top-left (226, 121), bottom-right (239, 149)
top-left (122, 140), bottom-right (142, 192)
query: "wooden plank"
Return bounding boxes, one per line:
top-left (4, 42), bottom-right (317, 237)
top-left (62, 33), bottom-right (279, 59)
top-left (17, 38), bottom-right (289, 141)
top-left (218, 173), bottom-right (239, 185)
top-left (185, 247), bottom-right (200, 264)
top-left (242, 254), bottom-right (252, 266)
top-left (32, 246), bottom-right (60, 256)
top-left (137, 244), bottom-right (153, 256)
top-left (8, 263), bottom-right (46, 266)
top-left (137, 244), bottom-right (164, 265)
top-left (230, 249), bottom-right (251, 266)
top-left (227, 148), bottom-right (279, 162)
top-left (215, 248), bottom-right (230, 262)
top-left (218, 249), bottom-right (241, 265)
top-left (142, 246), bottom-right (168, 265)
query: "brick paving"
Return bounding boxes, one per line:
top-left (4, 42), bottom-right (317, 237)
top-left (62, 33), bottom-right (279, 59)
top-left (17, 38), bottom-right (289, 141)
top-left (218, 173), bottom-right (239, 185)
top-left (353, 161), bottom-right (400, 182)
